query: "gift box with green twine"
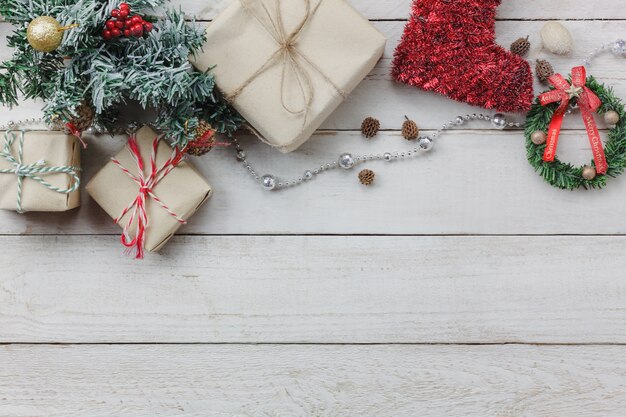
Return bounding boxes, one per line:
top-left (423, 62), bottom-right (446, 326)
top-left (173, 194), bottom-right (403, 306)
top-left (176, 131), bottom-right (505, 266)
top-left (0, 130), bottom-right (81, 213)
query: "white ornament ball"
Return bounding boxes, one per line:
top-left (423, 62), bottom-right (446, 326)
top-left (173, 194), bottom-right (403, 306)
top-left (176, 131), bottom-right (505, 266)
top-left (582, 166), bottom-right (597, 181)
top-left (540, 22), bottom-right (573, 55)
top-left (604, 110), bottom-right (620, 126)
top-left (531, 131), bottom-right (547, 145)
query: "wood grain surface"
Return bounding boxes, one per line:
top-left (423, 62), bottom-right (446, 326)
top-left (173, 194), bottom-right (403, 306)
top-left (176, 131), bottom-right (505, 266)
top-left (0, 1), bottom-right (625, 416)
top-left (2, 344), bottom-right (626, 417)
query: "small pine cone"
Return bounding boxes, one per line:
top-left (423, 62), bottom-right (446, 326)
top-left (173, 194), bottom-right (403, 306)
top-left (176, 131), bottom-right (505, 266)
top-left (187, 120), bottom-right (216, 156)
top-left (402, 118), bottom-right (419, 140)
top-left (510, 36), bottom-right (531, 57)
top-left (361, 117), bottom-right (380, 138)
top-left (358, 169), bottom-right (375, 186)
top-left (68, 102), bottom-right (96, 132)
top-left (536, 59), bottom-right (555, 84)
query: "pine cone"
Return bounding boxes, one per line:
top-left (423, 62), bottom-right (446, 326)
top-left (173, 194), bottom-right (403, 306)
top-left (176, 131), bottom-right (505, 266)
top-left (361, 117), bottom-right (380, 138)
top-left (510, 36), bottom-right (531, 57)
top-left (68, 102), bottom-right (95, 132)
top-left (402, 118), bottom-right (419, 140)
top-left (187, 120), bottom-right (216, 156)
top-left (358, 169), bottom-right (375, 186)
top-left (536, 59), bottom-right (555, 84)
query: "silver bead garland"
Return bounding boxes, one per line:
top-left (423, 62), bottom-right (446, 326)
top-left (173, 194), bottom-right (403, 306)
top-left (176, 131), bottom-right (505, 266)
top-left (233, 113), bottom-right (522, 191)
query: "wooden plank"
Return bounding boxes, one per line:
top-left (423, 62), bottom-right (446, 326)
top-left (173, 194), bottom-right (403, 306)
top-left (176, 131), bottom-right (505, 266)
top-left (2, 0), bottom-right (623, 20)
top-left (2, 235), bottom-right (626, 343)
top-left (2, 130), bottom-right (626, 236)
top-left (0, 21), bottom-right (624, 131)
top-left (173, 0), bottom-right (626, 20)
top-left (2, 344), bottom-right (626, 417)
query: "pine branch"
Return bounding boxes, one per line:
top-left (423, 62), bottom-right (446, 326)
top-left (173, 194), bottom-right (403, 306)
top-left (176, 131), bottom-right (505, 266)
top-left (0, 0), bottom-right (243, 148)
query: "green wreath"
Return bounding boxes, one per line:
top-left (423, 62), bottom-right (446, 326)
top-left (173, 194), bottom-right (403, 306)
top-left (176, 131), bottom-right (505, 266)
top-left (525, 76), bottom-right (626, 190)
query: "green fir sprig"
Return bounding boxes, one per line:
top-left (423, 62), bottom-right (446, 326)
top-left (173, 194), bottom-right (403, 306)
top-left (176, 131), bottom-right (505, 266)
top-left (525, 76), bottom-right (626, 190)
top-left (0, 0), bottom-right (243, 148)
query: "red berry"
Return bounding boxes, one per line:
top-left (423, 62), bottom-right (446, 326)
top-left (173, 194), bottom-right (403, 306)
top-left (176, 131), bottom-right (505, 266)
top-left (143, 22), bottom-right (153, 32)
top-left (124, 29), bottom-right (131, 37)
top-left (115, 20), bottom-right (124, 29)
top-left (119, 3), bottom-right (130, 10)
top-left (125, 20), bottom-right (133, 28)
top-left (119, 8), bottom-right (129, 18)
top-left (111, 9), bottom-right (120, 18)
top-left (105, 20), bottom-right (115, 29)
top-left (131, 24), bottom-right (143, 36)
top-left (103, 30), bottom-right (112, 40)
top-left (111, 28), bottom-right (121, 37)
top-left (130, 15), bottom-right (142, 25)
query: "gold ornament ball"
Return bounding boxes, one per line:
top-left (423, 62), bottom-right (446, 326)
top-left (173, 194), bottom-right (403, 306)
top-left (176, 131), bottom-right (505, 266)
top-left (604, 110), bottom-right (620, 126)
top-left (27, 16), bottom-right (64, 52)
top-left (531, 130), bottom-right (547, 145)
top-left (582, 165), bottom-right (597, 180)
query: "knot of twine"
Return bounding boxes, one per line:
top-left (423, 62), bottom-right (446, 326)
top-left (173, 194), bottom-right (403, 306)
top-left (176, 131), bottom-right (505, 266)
top-left (111, 135), bottom-right (187, 260)
top-left (227, 0), bottom-right (347, 143)
top-left (0, 130), bottom-right (81, 213)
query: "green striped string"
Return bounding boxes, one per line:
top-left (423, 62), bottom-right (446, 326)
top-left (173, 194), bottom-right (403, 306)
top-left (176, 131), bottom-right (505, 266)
top-left (0, 130), bottom-right (81, 213)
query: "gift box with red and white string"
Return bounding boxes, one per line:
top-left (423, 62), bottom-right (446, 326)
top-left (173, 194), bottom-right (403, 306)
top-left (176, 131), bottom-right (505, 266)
top-left (86, 126), bottom-right (212, 258)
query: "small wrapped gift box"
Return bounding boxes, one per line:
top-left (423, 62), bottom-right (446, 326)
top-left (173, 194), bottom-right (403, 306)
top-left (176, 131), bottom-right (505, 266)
top-left (86, 126), bottom-right (212, 258)
top-left (191, 0), bottom-right (386, 153)
top-left (0, 130), bottom-right (81, 213)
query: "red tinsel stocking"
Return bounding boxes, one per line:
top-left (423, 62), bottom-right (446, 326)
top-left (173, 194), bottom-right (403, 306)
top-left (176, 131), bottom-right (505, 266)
top-left (392, 0), bottom-right (534, 113)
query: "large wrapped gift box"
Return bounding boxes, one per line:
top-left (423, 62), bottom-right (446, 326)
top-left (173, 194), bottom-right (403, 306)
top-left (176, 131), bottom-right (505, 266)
top-left (86, 126), bottom-right (212, 255)
top-left (191, 0), bottom-right (386, 153)
top-left (0, 131), bottom-right (81, 213)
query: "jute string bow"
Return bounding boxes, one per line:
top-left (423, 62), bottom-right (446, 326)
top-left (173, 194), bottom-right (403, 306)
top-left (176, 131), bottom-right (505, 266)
top-left (0, 130), bottom-right (80, 213)
top-left (228, 0), bottom-right (347, 136)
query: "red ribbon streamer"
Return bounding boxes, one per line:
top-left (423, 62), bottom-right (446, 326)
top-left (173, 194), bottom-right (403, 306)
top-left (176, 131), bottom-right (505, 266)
top-left (65, 123), bottom-right (88, 149)
top-left (539, 66), bottom-right (607, 175)
top-left (111, 135), bottom-right (187, 259)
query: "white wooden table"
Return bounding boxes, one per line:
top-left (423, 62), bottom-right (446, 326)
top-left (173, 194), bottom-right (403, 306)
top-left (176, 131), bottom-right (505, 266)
top-left (1, 1), bottom-right (626, 416)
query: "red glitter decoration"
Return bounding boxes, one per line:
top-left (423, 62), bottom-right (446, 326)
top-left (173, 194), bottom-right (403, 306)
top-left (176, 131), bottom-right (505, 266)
top-left (391, 0), bottom-right (534, 113)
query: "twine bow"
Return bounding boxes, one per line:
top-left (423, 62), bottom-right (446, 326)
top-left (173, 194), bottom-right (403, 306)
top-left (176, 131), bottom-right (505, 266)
top-left (228, 0), bottom-right (347, 135)
top-left (0, 130), bottom-right (80, 213)
top-left (111, 135), bottom-right (187, 259)
top-left (540, 66), bottom-right (607, 174)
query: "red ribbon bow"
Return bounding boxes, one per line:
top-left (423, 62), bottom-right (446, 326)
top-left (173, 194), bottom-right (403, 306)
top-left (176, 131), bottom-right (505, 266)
top-left (111, 135), bottom-right (187, 259)
top-left (539, 66), bottom-right (607, 174)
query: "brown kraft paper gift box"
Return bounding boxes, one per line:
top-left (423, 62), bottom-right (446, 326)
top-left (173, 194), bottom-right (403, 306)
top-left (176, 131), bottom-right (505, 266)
top-left (0, 131), bottom-right (81, 212)
top-left (191, 0), bottom-right (386, 153)
top-left (86, 126), bottom-right (212, 254)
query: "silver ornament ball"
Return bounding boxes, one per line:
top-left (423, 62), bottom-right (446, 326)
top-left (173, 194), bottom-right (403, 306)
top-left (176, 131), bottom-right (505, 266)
top-left (383, 152), bottom-right (392, 161)
top-left (612, 39), bottom-right (626, 56)
top-left (338, 153), bottom-right (355, 169)
top-left (236, 150), bottom-right (246, 161)
top-left (261, 175), bottom-right (277, 191)
top-left (491, 113), bottom-right (508, 129)
top-left (304, 170), bottom-right (313, 180)
top-left (418, 137), bottom-right (433, 151)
